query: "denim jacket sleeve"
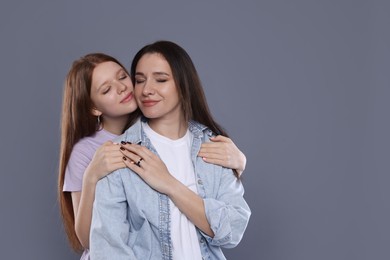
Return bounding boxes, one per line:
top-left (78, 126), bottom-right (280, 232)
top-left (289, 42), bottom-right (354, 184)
top-left (202, 167), bottom-right (251, 248)
top-left (90, 170), bottom-right (138, 259)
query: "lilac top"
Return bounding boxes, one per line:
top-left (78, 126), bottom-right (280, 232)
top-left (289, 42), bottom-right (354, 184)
top-left (63, 129), bottom-right (118, 259)
top-left (63, 129), bottom-right (118, 192)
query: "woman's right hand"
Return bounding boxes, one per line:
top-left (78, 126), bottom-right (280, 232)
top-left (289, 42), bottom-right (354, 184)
top-left (83, 141), bottom-right (126, 183)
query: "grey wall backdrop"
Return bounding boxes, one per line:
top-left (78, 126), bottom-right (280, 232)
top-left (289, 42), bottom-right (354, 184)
top-left (0, 0), bottom-right (388, 259)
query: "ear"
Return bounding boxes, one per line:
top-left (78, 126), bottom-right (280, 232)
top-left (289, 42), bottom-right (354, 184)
top-left (91, 108), bottom-right (102, 117)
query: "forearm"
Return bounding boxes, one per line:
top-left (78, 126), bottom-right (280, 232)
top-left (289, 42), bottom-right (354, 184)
top-left (167, 179), bottom-right (214, 237)
top-left (75, 169), bottom-right (99, 248)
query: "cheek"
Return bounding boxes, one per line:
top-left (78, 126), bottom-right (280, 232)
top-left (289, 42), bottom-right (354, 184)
top-left (124, 79), bottom-right (134, 91)
top-left (134, 87), bottom-right (143, 101)
top-left (165, 85), bottom-right (180, 100)
top-left (95, 94), bottom-right (117, 109)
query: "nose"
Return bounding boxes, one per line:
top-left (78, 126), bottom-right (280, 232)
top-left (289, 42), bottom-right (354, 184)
top-left (116, 80), bottom-right (127, 94)
top-left (142, 79), bottom-right (155, 96)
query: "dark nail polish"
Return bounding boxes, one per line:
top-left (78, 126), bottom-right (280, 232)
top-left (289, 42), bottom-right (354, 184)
top-left (123, 156), bottom-right (127, 161)
top-left (120, 147), bottom-right (125, 151)
top-left (126, 141), bottom-right (132, 144)
top-left (121, 141), bottom-right (126, 145)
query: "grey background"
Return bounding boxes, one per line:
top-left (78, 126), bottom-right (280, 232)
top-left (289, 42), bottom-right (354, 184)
top-left (0, 0), bottom-right (388, 259)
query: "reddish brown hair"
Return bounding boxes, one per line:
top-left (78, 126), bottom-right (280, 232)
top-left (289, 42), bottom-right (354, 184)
top-left (58, 53), bottom-right (139, 252)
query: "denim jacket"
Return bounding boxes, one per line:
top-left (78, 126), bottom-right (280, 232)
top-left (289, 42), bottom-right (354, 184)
top-left (90, 118), bottom-right (251, 260)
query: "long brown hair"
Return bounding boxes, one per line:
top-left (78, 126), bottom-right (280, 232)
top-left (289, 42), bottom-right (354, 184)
top-left (58, 53), bottom-right (139, 252)
top-left (131, 41), bottom-right (239, 178)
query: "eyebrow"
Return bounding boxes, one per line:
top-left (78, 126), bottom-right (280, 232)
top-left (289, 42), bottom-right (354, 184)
top-left (153, 72), bottom-right (169, 76)
top-left (97, 80), bottom-right (109, 91)
top-left (135, 72), bottom-right (170, 76)
top-left (97, 68), bottom-right (126, 90)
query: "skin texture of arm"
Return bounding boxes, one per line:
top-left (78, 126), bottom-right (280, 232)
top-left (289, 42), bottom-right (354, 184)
top-left (71, 141), bottom-right (126, 248)
top-left (166, 177), bottom-right (215, 237)
top-left (198, 135), bottom-right (246, 176)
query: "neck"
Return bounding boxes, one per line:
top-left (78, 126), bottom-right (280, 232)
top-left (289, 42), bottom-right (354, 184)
top-left (148, 115), bottom-right (188, 140)
top-left (102, 116), bottom-right (128, 135)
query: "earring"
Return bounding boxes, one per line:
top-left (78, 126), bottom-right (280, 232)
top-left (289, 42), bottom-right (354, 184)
top-left (97, 115), bottom-right (101, 126)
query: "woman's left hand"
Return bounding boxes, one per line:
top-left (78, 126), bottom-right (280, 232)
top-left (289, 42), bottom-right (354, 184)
top-left (119, 143), bottom-right (177, 194)
top-left (198, 135), bottom-right (246, 176)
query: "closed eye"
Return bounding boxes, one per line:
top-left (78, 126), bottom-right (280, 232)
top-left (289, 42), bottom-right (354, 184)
top-left (119, 74), bottom-right (128, 80)
top-left (135, 77), bottom-right (145, 84)
top-left (102, 86), bottom-right (111, 94)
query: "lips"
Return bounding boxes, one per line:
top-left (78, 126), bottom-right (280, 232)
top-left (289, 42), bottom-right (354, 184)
top-left (141, 100), bottom-right (159, 107)
top-left (120, 92), bottom-right (133, 103)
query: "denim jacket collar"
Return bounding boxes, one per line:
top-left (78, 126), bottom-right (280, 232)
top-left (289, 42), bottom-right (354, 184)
top-left (122, 117), bottom-right (210, 145)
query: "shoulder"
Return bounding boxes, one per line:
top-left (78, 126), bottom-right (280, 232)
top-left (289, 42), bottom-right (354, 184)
top-left (71, 138), bottom-right (97, 161)
top-left (188, 121), bottom-right (215, 141)
top-left (67, 134), bottom-right (107, 175)
top-left (63, 136), bottom-right (98, 192)
top-left (73, 130), bottom-right (115, 155)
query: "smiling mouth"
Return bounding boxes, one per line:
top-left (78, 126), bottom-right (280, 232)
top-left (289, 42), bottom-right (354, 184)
top-left (121, 92), bottom-right (133, 103)
top-left (142, 100), bottom-right (159, 107)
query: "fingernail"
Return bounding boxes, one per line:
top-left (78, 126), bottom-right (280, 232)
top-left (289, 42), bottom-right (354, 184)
top-left (121, 141), bottom-right (126, 145)
top-left (123, 156), bottom-right (127, 161)
top-left (126, 141), bottom-right (132, 144)
top-left (120, 147), bottom-right (125, 151)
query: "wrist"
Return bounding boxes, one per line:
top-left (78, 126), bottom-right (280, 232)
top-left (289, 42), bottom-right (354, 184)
top-left (165, 178), bottom-right (183, 198)
top-left (83, 166), bottom-right (99, 185)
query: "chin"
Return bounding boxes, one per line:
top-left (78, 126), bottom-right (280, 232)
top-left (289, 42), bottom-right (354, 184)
top-left (142, 112), bottom-right (160, 119)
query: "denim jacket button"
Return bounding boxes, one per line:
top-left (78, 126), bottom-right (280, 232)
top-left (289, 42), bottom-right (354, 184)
top-left (197, 179), bottom-right (203, 185)
top-left (200, 237), bottom-right (205, 243)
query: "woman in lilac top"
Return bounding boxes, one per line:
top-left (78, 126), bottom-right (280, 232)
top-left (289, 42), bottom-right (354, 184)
top-left (58, 53), bottom-right (247, 259)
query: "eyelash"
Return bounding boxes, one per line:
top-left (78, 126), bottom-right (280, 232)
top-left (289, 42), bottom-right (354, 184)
top-left (135, 79), bottom-right (145, 84)
top-left (101, 74), bottom-right (127, 93)
top-left (102, 87), bottom-right (111, 94)
top-left (135, 78), bottom-right (167, 84)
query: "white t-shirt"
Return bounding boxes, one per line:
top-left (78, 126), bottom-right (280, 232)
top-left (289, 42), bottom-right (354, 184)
top-left (143, 122), bottom-right (202, 260)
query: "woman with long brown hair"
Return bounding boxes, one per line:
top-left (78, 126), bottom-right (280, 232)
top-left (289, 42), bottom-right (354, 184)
top-left (89, 41), bottom-right (250, 260)
top-left (59, 52), bottom-right (247, 259)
